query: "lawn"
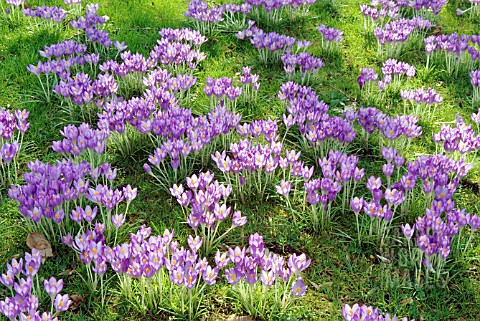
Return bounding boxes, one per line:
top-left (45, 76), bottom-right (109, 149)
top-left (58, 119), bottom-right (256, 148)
top-left (0, 0), bottom-right (480, 320)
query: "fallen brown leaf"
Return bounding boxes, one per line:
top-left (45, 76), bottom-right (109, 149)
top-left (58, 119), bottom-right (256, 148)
top-left (68, 294), bottom-right (83, 311)
top-left (26, 232), bottom-right (53, 258)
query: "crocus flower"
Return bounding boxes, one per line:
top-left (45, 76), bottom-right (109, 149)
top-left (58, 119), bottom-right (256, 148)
top-left (44, 277), bottom-right (64, 298)
top-left (260, 270), bottom-right (275, 286)
top-left (112, 214), bottom-right (125, 228)
top-left (225, 267), bottom-right (242, 285)
top-left (14, 277), bottom-right (32, 297)
top-left (202, 265), bottom-right (218, 285)
top-left (187, 235), bottom-right (203, 252)
top-left (7, 258), bottom-right (22, 276)
top-left (350, 197), bottom-right (363, 213)
top-left (54, 294), bottom-right (71, 312)
top-left (114, 41), bottom-right (127, 51)
top-left (276, 180), bottom-right (292, 196)
top-left (123, 185), bottom-right (137, 202)
top-left (83, 205), bottom-right (97, 222)
top-left (291, 277), bottom-right (307, 297)
top-left (62, 233), bottom-right (73, 246)
top-left (402, 223), bottom-right (415, 240)
top-left (0, 270), bottom-right (14, 288)
top-left (288, 253), bottom-right (311, 274)
top-left (232, 211), bottom-right (247, 227)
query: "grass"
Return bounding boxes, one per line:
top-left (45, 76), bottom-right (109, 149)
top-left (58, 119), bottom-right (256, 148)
top-left (1, 0), bottom-right (480, 320)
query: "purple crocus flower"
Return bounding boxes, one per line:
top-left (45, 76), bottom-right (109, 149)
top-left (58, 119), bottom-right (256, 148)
top-left (0, 142), bottom-right (19, 163)
top-left (366, 176), bottom-right (382, 191)
top-left (225, 267), bottom-right (242, 285)
top-left (402, 223), bottom-right (415, 240)
top-left (229, 246), bottom-right (246, 265)
top-left (44, 277), bottom-right (64, 298)
top-left (288, 253), bottom-right (311, 274)
top-left (350, 197), bottom-right (364, 213)
top-left (0, 270), bottom-right (14, 288)
top-left (0, 297), bottom-right (19, 319)
top-left (470, 215), bottom-right (480, 230)
top-left (202, 265), bottom-right (218, 285)
top-left (112, 214), bottom-right (125, 228)
top-left (54, 294), bottom-right (71, 312)
top-left (232, 211), bottom-right (247, 227)
top-left (83, 205), bottom-right (97, 222)
top-left (123, 185), bottom-right (137, 202)
top-left (382, 163), bottom-right (395, 177)
top-left (276, 180), bottom-right (292, 196)
top-left (14, 277), bottom-right (32, 297)
top-left (114, 41), bottom-right (127, 51)
top-left (215, 251), bottom-right (231, 268)
top-left (7, 258), bottom-right (22, 276)
top-left (291, 277), bottom-right (307, 297)
top-left (245, 269), bottom-right (258, 285)
top-left (260, 270), bottom-right (275, 286)
top-left (187, 235), bottom-right (203, 252)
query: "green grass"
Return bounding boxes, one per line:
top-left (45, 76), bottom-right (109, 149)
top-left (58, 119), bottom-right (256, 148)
top-left (1, 0), bottom-right (480, 320)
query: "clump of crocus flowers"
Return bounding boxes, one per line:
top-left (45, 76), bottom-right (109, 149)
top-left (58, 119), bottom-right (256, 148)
top-left (219, 3), bottom-right (251, 32)
top-left (470, 70), bottom-right (480, 106)
top-left (357, 60), bottom-right (416, 104)
top-left (70, 4), bottom-right (114, 52)
top-left (153, 27), bottom-right (207, 74)
top-left (342, 303), bottom-right (415, 321)
top-left (357, 68), bottom-right (379, 102)
top-left (203, 76), bottom-right (242, 110)
top-left (144, 104), bottom-right (241, 192)
top-left (424, 33), bottom-right (479, 76)
top-left (170, 171), bottom-right (246, 254)
top-left (281, 51), bottom-right (324, 84)
top-left (309, 150), bottom-right (364, 230)
top-left (355, 106), bottom-right (422, 154)
top-left (0, 107), bottom-right (29, 188)
top-left (184, 0), bottom-right (224, 35)
top-left (403, 201), bottom-right (479, 285)
top-left (212, 118), bottom-right (282, 202)
top-left (23, 5), bottom-right (67, 25)
top-left (100, 223), bottom-right (310, 319)
top-left (360, 0), bottom-right (400, 30)
top-left (0, 249), bottom-right (71, 320)
top-left (433, 115), bottom-right (480, 162)
top-left (224, 233), bottom-right (310, 319)
top-left (239, 66), bottom-right (260, 103)
top-left (236, 24), bottom-right (297, 63)
top-left (373, 17), bottom-right (432, 58)
top-left (8, 158), bottom-right (137, 244)
top-left (52, 122), bottom-right (110, 167)
top-left (317, 24), bottom-right (343, 53)
top-left (378, 58), bottom-right (416, 90)
top-left (408, 0), bottom-right (448, 15)
top-left (279, 81), bottom-right (356, 159)
top-left (400, 87), bottom-right (443, 120)
top-left (246, 0), bottom-right (316, 24)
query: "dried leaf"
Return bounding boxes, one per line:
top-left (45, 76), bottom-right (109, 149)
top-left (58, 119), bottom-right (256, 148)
top-left (68, 294), bottom-right (83, 311)
top-left (70, 294), bottom-right (83, 303)
top-left (26, 232), bottom-right (53, 258)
